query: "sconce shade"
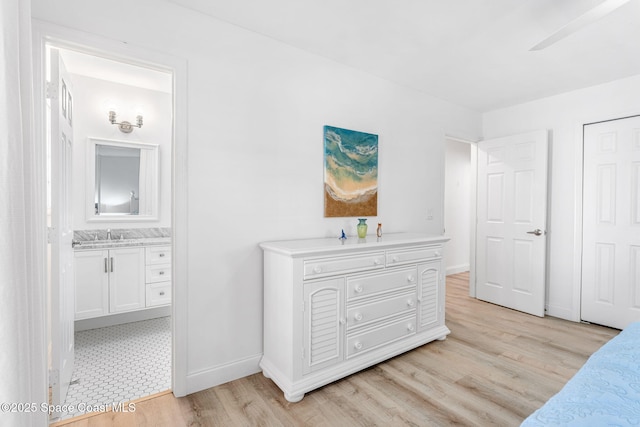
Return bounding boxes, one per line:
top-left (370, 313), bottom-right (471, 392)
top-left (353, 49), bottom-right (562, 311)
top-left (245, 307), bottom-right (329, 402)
top-left (109, 110), bottom-right (143, 133)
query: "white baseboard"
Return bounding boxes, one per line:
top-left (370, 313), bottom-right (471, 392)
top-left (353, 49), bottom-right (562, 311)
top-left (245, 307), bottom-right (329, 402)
top-left (186, 353), bottom-right (262, 395)
top-left (446, 264), bottom-right (470, 276)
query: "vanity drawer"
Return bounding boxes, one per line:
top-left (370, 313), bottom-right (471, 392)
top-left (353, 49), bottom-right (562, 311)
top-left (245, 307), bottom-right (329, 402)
top-left (386, 245), bottom-right (442, 267)
top-left (346, 315), bottom-right (416, 359)
top-left (304, 252), bottom-right (384, 279)
top-left (146, 264), bottom-right (171, 283)
top-left (146, 246), bottom-right (172, 265)
top-left (347, 292), bottom-right (417, 330)
top-left (346, 267), bottom-right (417, 301)
top-left (146, 282), bottom-right (171, 307)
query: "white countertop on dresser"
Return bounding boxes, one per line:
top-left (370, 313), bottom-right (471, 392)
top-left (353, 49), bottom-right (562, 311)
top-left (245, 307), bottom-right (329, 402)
top-left (259, 232), bottom-right (449, 257)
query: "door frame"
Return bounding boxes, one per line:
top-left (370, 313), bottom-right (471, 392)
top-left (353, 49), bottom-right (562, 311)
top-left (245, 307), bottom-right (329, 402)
top-left (31, 20), bottom-right (189, 399)
top-left (443, 135), bottom-right (478, 296)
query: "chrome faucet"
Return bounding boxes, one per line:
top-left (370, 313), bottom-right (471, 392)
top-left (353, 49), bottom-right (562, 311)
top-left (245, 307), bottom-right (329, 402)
top-left (107, 229), bottom-right (111, 240)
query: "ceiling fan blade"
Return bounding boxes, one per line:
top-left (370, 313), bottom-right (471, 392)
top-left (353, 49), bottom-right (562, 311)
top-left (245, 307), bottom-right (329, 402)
top-left (530, 0), bottom-right (631, 51)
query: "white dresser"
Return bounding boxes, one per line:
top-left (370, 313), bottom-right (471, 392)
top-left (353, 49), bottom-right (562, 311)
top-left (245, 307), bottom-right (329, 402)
top-left (260, 233), bottom-right (450, 402)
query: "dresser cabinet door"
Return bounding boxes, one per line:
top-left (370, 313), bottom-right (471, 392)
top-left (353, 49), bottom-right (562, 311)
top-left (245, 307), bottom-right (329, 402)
top-left (417, 261), bottom-right (442, 331)
top-left (303, 278), bottom-right (345, 375)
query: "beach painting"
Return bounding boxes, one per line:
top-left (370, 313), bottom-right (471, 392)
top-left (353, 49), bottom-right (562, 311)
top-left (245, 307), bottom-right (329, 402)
top-left (324, 125), bottom-right (378, 217)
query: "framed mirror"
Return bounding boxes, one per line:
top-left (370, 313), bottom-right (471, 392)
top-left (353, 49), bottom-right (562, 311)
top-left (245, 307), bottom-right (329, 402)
top-left (86, 137), bottom-right (159, 222)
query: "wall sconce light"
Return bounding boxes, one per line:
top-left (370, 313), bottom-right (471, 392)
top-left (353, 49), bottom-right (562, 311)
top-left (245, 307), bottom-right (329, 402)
top-left (109, 110), bottom-right (143, 133)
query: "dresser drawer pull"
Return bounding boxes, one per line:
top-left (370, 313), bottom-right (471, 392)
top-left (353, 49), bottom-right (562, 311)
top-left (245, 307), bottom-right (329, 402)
top-left (407, 275), bottom-right (415, 283)
top-left (159, 253), bottom-right (166, 257)
top-left (354, 341), bottom-right (363, 351)
top-left (159, 291), bottom-right (165, 296)
top-left (407, 323), bottom-right (415, 332)
top-left (434, 251), bottom-right (441, 257)
top-left (313, 266), bottom-right (322, 274)
top-left (391, 256), bottom-right (399, 263)
top-left (354, 312), bottom-right (363, 321)
top-left (373, 258), bottom-right (381, 265)
top-left (407, 299), bottom-right (415, 307)
top-left (354, 284), bottom-right (363, 293)
top-left (159, 271), bottom-right (165, 275)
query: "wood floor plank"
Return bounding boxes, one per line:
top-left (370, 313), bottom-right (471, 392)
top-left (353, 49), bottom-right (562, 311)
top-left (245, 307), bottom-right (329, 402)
top-left (56, 273), bottom-right (620, 427)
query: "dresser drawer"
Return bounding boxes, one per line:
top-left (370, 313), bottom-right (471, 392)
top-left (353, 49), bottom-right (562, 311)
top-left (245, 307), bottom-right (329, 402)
top-left (346, 267), bottom-right (416, 301)
top-left (304, 252), bottom-right (384, 279)
top-left (347, 291), bottom-right (417, 330)
top-left (386, 245), bottom-right (442, 267)
top-left (346, 315), bottom-right (416, 359)
top-left (146, 246), bottom-right (172, 265)
top-left (146, 282), bottom-right (171, 307)
top-left (146, 264), bottom-right (171, 283)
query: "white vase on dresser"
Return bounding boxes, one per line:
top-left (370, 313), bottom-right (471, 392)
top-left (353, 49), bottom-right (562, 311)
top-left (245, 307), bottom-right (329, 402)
top-left (260, 232), bottom-right (450, 402)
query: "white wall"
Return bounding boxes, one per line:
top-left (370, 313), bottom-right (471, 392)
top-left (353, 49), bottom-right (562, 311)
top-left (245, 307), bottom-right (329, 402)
top-left (32, 0), bottom-right (482, 394)
top-left (483, 73), bottom-right (640, 321)
top-left (444, 139), bottom-right (471, 275)
top-left (69, 73), bottom-right (172, 230)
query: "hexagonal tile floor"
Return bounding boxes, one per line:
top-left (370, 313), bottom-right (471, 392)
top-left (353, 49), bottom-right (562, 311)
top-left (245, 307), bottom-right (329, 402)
top-left (59, 317), bottom-right (171, 420)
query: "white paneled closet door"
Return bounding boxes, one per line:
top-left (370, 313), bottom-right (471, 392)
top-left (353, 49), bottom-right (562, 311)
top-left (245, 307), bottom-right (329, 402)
top-left (582, 116), bottom-right (640, 330)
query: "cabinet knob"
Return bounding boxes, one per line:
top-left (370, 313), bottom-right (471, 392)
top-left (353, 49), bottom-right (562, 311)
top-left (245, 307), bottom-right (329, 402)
top-left (354, 312), bottom-right (363, 321)
top-left (354, 341), bottom-right (363, 350)
top-left (407, 299), bottom-right (415, 307)
top-left (159, 271), bottom-right (165, 275)
top-left (313, 266), bottom-right (322, 274)
top-left (354, 284), bottom-right (363, 293)
top-left (373, 258), bottom-right (381, 265)
top-left (339, 318), bottom-right (346, 325)
top-left (159, 291), bottom-right (165, 296)
top-left (391, 256), bottom-right (399, 263)
top-left (159, 253), bottom-right (165, 257)
top-left (407, 275), bottom-right (415, 282)
top-left (407, 323), bottom-right (415, 332)
top-left (434, 251), bottom-right (441, 257)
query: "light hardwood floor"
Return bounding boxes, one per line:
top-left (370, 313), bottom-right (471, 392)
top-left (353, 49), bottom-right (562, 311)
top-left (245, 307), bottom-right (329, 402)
top-left (54, 273), bottom-right (619, 427)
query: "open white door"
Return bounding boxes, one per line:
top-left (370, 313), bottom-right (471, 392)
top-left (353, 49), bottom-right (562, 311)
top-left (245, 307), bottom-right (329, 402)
top-left (476, 130), bottom-right (548, 317)
top-left (49, 47), bottom-right (75, 420)
top-left (582, 116), bottom-right (640, 330)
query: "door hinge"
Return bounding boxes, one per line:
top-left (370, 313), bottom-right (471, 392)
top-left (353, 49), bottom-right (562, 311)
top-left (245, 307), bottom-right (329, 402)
top-left (46, 80), bottom-right (58, 100)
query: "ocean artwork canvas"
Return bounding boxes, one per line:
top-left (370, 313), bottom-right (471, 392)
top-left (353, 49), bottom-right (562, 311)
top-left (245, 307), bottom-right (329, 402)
top-left (324, 125), bottom-right (378, 217)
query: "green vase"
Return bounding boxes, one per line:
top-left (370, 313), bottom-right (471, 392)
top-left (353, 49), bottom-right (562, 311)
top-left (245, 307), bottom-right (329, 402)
top-left (357, 218), bottom-right (368, 238)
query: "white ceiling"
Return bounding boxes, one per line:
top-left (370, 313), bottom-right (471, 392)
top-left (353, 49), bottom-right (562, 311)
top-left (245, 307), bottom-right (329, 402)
top-left (169, 0), bottom-right (640, 112)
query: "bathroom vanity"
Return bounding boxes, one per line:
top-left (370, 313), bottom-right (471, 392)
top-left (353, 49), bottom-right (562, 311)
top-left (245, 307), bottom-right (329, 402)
top-left (259, 233), bottom-right (449, 402)
top-left (73, 235), bottom-right (171, 322)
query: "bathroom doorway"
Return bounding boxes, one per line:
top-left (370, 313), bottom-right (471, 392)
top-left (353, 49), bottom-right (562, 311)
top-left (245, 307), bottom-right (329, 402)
top-left (43, 41), bottom-right (174, 422)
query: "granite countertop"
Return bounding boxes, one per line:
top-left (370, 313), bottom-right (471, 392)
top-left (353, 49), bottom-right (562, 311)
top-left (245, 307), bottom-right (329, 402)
top-left (73, 237), bottom-right (171, 250)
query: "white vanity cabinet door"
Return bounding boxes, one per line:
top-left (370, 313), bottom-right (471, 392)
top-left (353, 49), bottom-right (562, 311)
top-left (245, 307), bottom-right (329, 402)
top-left (302, 278), bottom-right (345, 375)
top-left (109, 247), bottom-right (146, 313)
top-left (418, 261), bottom-right (443, 331)
top-left (74, 250), bottom-right (109, 320)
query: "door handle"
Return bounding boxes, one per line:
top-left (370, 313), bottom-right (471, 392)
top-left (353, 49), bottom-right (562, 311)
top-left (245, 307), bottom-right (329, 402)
top-left (526, 229), bottom-right (544, 236)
